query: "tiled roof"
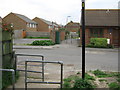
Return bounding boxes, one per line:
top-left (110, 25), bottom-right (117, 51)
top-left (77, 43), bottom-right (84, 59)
top-left (66, 21), bottom-right (80, 27)
top-left (40, 18), bottom-right (58, 27)
top-left (13, 13), bottom-right (37, 24)
top-left (83, 9), bottom-right (119, 27)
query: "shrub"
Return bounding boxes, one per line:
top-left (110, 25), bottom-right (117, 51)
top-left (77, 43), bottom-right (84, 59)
top-left (88, 38), bottom-right (108, 48)
top-left (31, 40), bottom-right (55, 46)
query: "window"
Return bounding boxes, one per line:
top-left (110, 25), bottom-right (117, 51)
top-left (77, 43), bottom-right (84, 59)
top-left (27, 23), bottom-right (29, 27)
top-left (29, 23), bottom-right (32, 28)
top-left (48, 25), bottom-right (53, 29)
top-left (90, 28), bottom-right (103, 37)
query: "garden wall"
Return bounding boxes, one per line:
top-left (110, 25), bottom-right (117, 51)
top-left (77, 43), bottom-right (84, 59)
top-left (26, 31), bottom-right (50, 37)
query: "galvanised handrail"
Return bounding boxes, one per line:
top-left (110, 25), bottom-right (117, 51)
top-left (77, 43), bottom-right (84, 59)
top-left (14, 54), bottom-right (44, 82)
top-left (25, 60), bottom-right (63, 90)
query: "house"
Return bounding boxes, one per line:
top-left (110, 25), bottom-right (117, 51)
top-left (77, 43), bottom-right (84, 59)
top-left (3, 12), bottom-right (37, 31)
top-left (33, 17), bottom-right (59, 32)
top-left (80, 9), bottom-right (120, 47)
top-left (65, 21), bottom-right (80, 32)
top-left (0, 17), bottom-right (2, 28)
top-left (0, 17), bottom-right (2, 23)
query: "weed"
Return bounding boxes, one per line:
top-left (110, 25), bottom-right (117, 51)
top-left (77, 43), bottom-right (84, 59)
top-left (92, 69), bottom-right (108, 78)
top-left (99, 79), bottom-right (107, 82)
top-left (63, 82), bottom-right (71, 88)
top-left (77, 72), bottom-right (80, 74)
top-left (85, 73), bottom-right (95, 81)
top-left (108, 82), bottom-right (120, 89)
top-left (73, 78), bottom-right (95, 89)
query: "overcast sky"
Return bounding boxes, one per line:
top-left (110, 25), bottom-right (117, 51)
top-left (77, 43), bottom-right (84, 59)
top-left (0, 0), bottom-right (119, 25)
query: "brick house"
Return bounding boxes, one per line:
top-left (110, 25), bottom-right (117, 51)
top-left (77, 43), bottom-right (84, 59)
top-left (80, 9), bottom-right (120, 47)
top-left (65, 21), bottom-right (80, 32)
top-left (3, 12), bottom-right (37, 31)
top-left (0, 17), bottom-right (2, 23)
top-left (0, 17), bottom-right (2, 28)
top-left (33, 17), bottom-right (59, 32)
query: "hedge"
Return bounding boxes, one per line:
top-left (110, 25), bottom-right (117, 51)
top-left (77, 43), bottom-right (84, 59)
top-left (31, 40), bottom-right (55, 46)
top-left (87, 38), bottom-right (108, 48)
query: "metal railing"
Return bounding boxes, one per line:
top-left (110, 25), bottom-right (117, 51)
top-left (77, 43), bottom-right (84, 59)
top-left (25, 60), bottom-right (63, 90)
top-left (0, 69), bottom-right (15, 90)
top-left (15, 54), bottom-right (44, 82)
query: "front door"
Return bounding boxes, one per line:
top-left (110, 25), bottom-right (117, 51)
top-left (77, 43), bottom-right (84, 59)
top-left (112, 29), bottom-right (119, 47)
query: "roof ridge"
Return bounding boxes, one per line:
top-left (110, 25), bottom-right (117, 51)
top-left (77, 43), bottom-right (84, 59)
top-left (13, 13), bottom-right (37, 24)
top-left (85, 9), bottom-right (119, 11)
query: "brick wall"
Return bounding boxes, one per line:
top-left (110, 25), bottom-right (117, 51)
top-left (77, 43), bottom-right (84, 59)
top-left (13, 30), bottom-right (23, 39)
top-left (60, 31), bottom-right (65, 41)
top-left (80, 28), bottom-right (90, 45)
top-left (26, 31), bottom-right (50, 37)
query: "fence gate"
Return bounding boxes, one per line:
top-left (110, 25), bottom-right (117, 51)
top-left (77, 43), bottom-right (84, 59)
top-left (64, 32), bottom-right (80, 46)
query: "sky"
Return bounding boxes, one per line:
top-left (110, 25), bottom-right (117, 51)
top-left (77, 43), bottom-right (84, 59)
top-left (0, 0), bottom-right (119, 25)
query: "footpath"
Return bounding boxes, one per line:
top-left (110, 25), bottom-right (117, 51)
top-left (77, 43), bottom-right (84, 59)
top-left (13, 44), bottom-right (119, 52)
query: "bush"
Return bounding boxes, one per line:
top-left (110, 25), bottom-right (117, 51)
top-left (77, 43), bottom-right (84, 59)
top-left (87, 38), bottom-right (108, 48)
top-left (31, 40), bottom-right (55, 46)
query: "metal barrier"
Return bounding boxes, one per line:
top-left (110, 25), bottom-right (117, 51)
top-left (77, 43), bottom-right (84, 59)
top-left (15, 54), bottom-right (44, 82)
top-left (25, 60), bottom-right (63, 90)
top-left (0, 69), bottom-right (15, 90)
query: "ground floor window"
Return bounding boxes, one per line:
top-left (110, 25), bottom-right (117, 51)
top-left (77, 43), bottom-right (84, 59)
top-left (90, 28), bottom-right (103, 38)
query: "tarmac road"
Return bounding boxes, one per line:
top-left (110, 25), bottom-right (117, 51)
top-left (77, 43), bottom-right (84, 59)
top-left (14, 43), bottom-right (118, 72)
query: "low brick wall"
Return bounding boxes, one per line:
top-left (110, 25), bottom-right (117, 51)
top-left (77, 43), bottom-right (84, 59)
top-left (26, 31), bottom-right (50, 37)
top-left (13, 30), bottom-right (23, 39)
top-left (60, 31), bottom-right (65, 41)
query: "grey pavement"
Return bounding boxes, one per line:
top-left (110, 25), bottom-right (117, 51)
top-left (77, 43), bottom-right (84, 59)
top-left (13, 44), bottom-right (118, 52)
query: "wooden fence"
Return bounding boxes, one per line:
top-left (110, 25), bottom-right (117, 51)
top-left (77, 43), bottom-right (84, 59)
top-left (1, 30), bottom-right (15, 89)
